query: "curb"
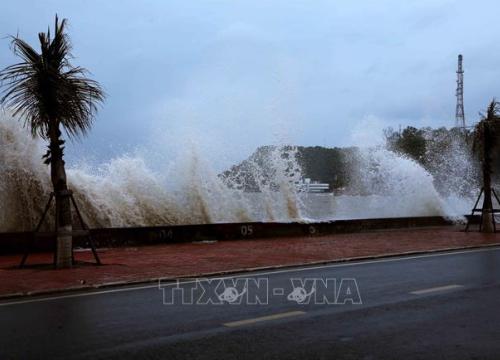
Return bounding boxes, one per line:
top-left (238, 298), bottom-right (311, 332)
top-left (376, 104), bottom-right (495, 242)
top-left (1, 242), bottom-right (499, 302)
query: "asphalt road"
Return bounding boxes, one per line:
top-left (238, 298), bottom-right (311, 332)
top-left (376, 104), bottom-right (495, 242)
top-left (1, 246), bottom-right (500, 359)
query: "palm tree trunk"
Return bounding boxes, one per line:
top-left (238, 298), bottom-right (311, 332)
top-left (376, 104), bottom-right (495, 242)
top-left (482, 122), bottom-right (494, 233)
top-left (48, 121), bottom-right (73, 267)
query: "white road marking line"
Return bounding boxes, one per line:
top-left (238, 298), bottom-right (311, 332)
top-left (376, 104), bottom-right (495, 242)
top-left (0, 284), bottom-right (157, 306)
top-left (223, 311), bottom-right (306, 327)
top-left (1, 246), bottom-right (498, 306)
top-left (411, 284), bottom-right (464, 295)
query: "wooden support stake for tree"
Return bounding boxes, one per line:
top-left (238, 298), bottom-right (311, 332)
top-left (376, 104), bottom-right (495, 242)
top-left (19, 190), bottom-right (101, 268)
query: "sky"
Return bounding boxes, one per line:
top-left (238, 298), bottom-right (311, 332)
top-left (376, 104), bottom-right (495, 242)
top-left (1, 0), bottom-right (500, 170)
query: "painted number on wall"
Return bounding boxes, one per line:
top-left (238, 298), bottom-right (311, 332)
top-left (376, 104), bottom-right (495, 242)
top-left (159, 229), bottom-right (174, 241)
top-left (240, 225), bottom-right (254, 237)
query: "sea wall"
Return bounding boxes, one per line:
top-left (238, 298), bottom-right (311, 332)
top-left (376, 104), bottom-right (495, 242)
top-left (0, 216), bottom-right (455, 255)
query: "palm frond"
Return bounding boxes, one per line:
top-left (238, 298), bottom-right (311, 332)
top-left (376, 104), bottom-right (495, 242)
top-left (0, 15), bottom-right (105, 140)
top-left (473, 99), bottom-right (500, 170)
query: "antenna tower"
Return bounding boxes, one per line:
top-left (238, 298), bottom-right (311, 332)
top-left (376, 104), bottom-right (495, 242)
top-left (455, 54), bottom-right (465, 129)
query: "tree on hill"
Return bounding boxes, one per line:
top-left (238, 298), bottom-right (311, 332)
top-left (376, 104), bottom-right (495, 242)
top-left (385, 126), bottom-right (426, 163)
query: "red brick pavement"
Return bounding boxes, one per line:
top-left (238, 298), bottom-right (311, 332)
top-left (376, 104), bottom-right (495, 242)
top-left (0, 226), bottom-right (498, 298)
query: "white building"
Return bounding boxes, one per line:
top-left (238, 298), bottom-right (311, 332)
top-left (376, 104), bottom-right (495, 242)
top-left (296, 178), bottom-right (330, 193)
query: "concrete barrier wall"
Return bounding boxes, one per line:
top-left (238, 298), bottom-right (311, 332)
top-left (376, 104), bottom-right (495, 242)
top-left (0, 216), bottom-right (455, 255)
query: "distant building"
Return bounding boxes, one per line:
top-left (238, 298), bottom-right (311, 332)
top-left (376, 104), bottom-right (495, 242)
top-left (296, 178), bottom-right (330, 193)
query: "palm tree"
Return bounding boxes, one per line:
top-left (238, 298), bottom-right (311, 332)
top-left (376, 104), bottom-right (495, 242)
top-left (0, 16), bottom-right (105, 267)
top-left (473, 100), bottom-right (500, 233)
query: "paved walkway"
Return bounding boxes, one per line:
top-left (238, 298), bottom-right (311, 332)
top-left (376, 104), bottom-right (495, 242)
top-left (0, 226), bottom-right (498, 298)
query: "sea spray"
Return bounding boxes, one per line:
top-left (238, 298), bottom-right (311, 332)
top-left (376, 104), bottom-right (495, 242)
top-left (68, 156), bottom-right (182, 227)
top-left (0, 113), bottom-right (475, 231)
top-left (220, 145), bottom-right (304, 221)
top-left (345, 147), bottom-right (446, 217)
top-left (0, 113), bottom-right (53, 231)
top-left (335, 146), bottom-right (473, 220)
top-left (0, 114), bottom-right (304, 230)
top-left (424, 130), bottom-right (479, 198)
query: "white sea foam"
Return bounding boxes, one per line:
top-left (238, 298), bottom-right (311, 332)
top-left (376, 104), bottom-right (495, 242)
top-left (0, 113), bottom-right (473, 231)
